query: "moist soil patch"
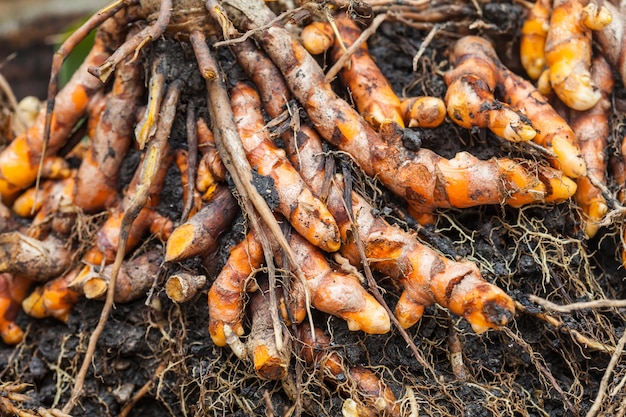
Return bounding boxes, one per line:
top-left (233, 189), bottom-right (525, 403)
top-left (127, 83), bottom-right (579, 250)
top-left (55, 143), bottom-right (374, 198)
top-left (1, 1), bottom-right (626, 416)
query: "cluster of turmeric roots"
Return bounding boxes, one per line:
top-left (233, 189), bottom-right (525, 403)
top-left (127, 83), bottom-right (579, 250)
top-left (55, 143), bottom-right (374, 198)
top-left (1, 0), bottom-right (625, 414)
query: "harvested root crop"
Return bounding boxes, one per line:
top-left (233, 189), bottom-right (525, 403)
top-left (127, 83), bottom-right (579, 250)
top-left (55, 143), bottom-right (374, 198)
top-left (246, 283), bottom-right (290, 380)
top-left (275, 222), bottom-right (390, 334)
top-left (22, 268), bottom-right (80, 322)
top-left (3, 1), bottom-right (624, 416)
top-left (453, 35), bottom-right (588, 179)
top-left (595, 0), bottom-right (626, 84)
top-left (400, 96), bottom-right (446, 128)
top-left (0, 273), bottom-right (31, 345)
top-left (226, 23), bottom-right (522, 332)
top-left (73, 250), bottom-right (163, 303)
top-left (301, 20), bottom-right (335, 55)
top-left (73, 42), bottom-right (145, 213)
top-left (165, 271), bottom-right (206, 303)
top-left (23, 174), bottom-right (79, 239)
top-left (520, 0), bottom-right (551, 80)
top-left (0, 232), bottom-right (71, 281)
top-left (209, 230), bottom-right (264, 347)
top-left (445, 39), bottom-right (536, 143)
top-left (174, 148), bottom-right (204, 220)
top-left (165, 184), bottom-right (238, 262)
top-left (209, 214), bottom-right (390, 348)
top-left (222, 4), bottom-right (576, 220)
top-left (230, 82), bottom-right (341, 253)
top-left (570, 56), bottom-right (613, 238)
top-left (196, 117), bottom-right (226, 191)
top-left (287, 126), bottom-right (516, 332)
top-left (325, 13), bottom-right (405, 128)
top-left (85, 145), bottom-right (174, 264)
top-left (0, 16), bottom-right (125, 203)
top-left (544, 0), bottom-right (611, 110)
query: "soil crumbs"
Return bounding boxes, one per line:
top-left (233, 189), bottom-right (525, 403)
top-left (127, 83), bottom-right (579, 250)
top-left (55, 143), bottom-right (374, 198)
top-left (1, 1), bottom-right (626, 417)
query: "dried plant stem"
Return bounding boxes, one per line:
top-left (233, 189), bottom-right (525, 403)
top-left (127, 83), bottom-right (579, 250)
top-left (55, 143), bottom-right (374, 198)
top-left (182, 103), bottom-right (198, 222)
top-left (529, 295), bottom-right (626, 313)
top-left (89, 0), bottom-right (172, 83)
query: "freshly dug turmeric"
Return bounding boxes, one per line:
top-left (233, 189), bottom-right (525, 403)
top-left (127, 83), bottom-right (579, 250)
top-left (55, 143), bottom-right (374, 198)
top-left (195, 118), bottom-right (226, 197)
top-left (209, 222), bottom-right (391, 349)
top-left (544, 0), bottom-right (611, 110)
top-left (337, 172), bottom-right (516, 332)
top-left (246, 284), bottom-right (290, 380)
top-left (452, 35), bottom-right (588, 179)
top-left (165, 184), bottom-right (238, 262)
top-left (13, 173), bottom-right (77, 239)
top-left (284, 122), bottom-right (516, 332)
top-left (230, 82), bottom-right (341, 253)
top-left (174, 149), bottom-right (204, 220)
top-left (85, 147), bottom-right (174, 264)
top-left (570, 56), bottom-right (613, 238)
top-left (445, 38), bottom-right (537, 143)
top-left (165, 271), bottom-right (206, 303)
top-left (225, 9), bottom-right (576, 220)
top-left (0, 232), bottom-right (71, 281)
top-left (73, 44), bottom-right (145, 213)
top-left (224, 19), bottom-right (552, 332)
top-left (520, 0), bottom-right (551, 80)
top-left (275, 223), bottom-right (390, 335)
top-left (327, 13), bottom-right (405, 129)
top-left (500, 69), bottom-right (587, 179)
top-left (78, 250), bottom-right (162, 303)
top-left (12, 177), bottom-right (64, 219)
top-left (0, 273), bottom-right (32, 345)
top-left (224, 60), bottom-right (508, 331)
top-left (227, 35), bottom-right (292, 120)
top-left (400, 96), bottom-right (447, 128)
top-left (0, 18), bottom-right (122, 204)
top-left (22, 268), bottom-right (80, 322)
top-left (595, 1), bottom-right (626, 85)
top-left (209, 230), bottom-right (264, 347)
top-left (208, 219), bottom-right (390, 349)
top-left (301, 20), bottom-right (335, 55)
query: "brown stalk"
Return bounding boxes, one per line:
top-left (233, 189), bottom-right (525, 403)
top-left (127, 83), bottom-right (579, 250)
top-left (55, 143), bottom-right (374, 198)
top-left (182, 103), bottom-right (199, 222)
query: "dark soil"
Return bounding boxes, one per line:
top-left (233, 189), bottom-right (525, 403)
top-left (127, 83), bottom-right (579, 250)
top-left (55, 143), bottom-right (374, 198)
top-left (2, 1), bottom-right (626, 416)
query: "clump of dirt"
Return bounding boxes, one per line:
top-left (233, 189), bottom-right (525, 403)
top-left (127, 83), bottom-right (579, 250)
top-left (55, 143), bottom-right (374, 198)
top-left (1, 1), bottom-right (626, 417)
